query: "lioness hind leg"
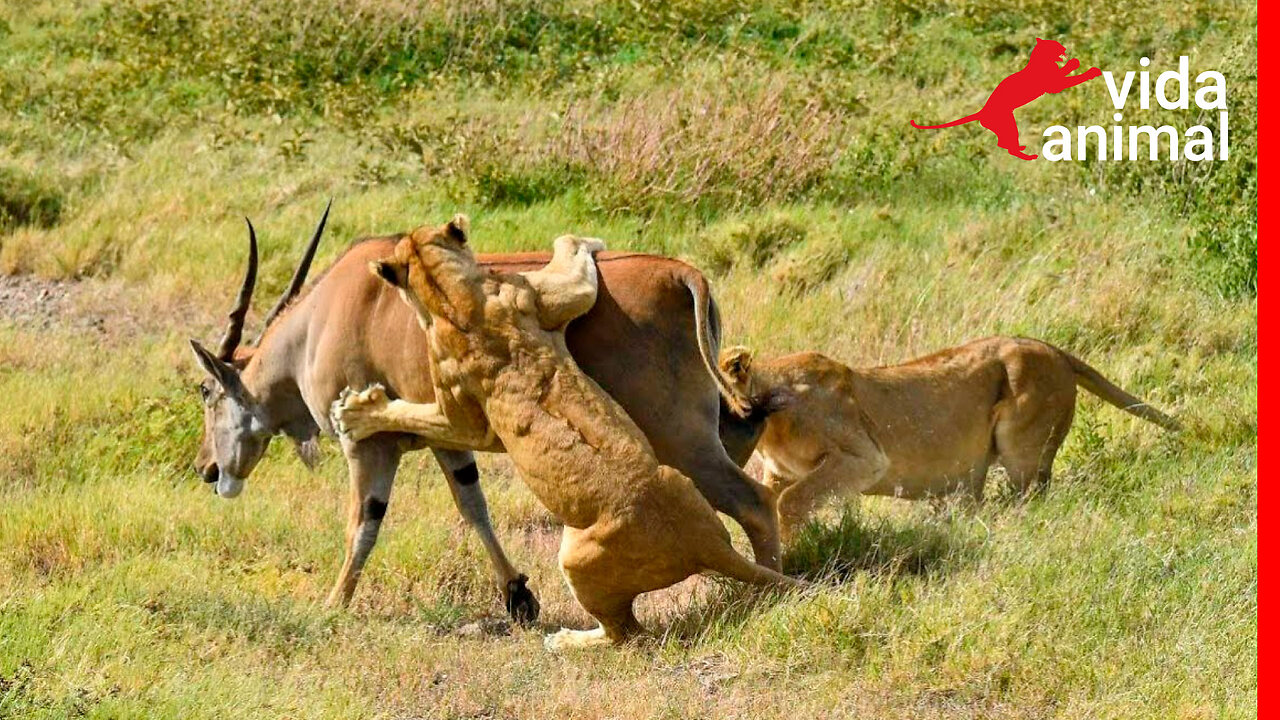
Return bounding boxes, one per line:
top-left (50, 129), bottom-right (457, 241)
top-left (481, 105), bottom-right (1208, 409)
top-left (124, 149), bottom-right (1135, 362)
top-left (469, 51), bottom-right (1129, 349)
top-left (994, 351), bottom-right (1077, 496)
top-left (995, 403), bottom-right (1074, 496)
top-left (544, 625), bottom-right (612, 651)
top-left (551, 527), bottom-right (646, 650)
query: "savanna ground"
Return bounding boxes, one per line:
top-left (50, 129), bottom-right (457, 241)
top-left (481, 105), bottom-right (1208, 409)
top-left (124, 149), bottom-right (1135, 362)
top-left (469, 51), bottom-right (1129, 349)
top-left (0, 1), bottom-right (1256, 717)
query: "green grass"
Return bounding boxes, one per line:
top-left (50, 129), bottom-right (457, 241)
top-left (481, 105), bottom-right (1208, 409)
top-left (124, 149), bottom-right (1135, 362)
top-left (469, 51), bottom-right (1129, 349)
top-left (0, 0), bottom-right (1255, 717)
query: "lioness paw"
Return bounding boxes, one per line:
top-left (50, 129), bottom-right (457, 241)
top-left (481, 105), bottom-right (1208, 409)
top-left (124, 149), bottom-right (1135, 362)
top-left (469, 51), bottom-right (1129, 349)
top-left (543, 626), bottom-right (611, 652)
top-left (553, 234), bottom-right (606, 257)
top-left (577, 237), bottom-right (607, 255)
top-left (331, 383), bottom-right (390, 441)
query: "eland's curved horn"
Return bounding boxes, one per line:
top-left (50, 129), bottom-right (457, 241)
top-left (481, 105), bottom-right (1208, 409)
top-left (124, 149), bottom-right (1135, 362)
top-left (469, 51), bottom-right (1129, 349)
top-left (255, 199), bottom-right (330, 342)
top-left (216, 218), bottom-right (258, 361)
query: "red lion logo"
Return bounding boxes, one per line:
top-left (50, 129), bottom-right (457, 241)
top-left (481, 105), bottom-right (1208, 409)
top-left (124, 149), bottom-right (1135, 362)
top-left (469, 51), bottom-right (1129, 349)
top-left (911, 38), bottom-right (1102, 160)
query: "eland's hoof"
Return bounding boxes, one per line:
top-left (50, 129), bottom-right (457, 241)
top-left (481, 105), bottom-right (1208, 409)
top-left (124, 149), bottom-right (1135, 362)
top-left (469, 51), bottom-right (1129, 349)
top-left (504, 574), bottom-right (540, 626)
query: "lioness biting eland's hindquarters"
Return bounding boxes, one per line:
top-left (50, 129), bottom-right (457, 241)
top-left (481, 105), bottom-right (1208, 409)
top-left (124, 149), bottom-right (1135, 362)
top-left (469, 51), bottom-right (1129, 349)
top-left (331, 217), bottom-right (799, 648)
top-left (719, 337), bottom-right (1180, 542)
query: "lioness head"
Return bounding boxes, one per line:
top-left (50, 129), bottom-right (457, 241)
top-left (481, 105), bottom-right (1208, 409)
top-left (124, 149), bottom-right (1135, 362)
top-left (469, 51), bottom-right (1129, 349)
top-left (718, 346), bottom-right (797, 423)
top-left (371, 214), bottom-right (482, 330)
top-left (719, 346), bottom-right (755, 396)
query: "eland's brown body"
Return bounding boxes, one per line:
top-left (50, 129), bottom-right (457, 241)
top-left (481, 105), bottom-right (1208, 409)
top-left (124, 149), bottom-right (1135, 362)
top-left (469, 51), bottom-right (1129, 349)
top-left (189, 210), bottom-right (780, 622)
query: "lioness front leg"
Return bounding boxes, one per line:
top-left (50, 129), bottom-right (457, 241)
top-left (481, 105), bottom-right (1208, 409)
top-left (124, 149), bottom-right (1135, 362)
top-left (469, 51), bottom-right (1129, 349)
top-left (775, 451), bottom-right (888, 544)
top-left (331, 384), bottom-right (495, 449)
top-left (522, 235), bottom-right (607, 330)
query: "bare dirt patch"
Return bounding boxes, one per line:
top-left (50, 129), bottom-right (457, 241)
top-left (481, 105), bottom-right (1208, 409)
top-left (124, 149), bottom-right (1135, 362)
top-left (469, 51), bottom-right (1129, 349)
top-left (0, 274), bottom-right (78, 331)
top-left (0, 273), bottom-right (205, 342)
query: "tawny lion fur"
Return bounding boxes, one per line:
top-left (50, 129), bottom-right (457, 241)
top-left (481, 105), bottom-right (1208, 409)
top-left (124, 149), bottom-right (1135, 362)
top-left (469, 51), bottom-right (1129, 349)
top-left (332, 217), bottom-right (797, 649)
top-left (719, 337), bottom-right (1180, 543)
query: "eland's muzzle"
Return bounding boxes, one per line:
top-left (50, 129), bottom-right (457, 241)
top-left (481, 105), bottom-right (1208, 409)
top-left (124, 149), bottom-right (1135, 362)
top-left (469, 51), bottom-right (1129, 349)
top-left (216, 471), bottom-right (244, 499)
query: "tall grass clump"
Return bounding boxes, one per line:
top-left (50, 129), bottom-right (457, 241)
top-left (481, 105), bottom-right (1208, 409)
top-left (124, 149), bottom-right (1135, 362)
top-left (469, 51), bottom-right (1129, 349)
top-left (557, 80), bottom-right (848, 214)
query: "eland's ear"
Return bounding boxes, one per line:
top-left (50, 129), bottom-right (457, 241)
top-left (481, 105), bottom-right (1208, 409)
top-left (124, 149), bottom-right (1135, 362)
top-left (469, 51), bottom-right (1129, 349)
top-left (446, 214), bottom-right (470, 244)
top-left (370, 259), bottom-right (405, 288)
top-left (190, 338), bottom-right (241, 391)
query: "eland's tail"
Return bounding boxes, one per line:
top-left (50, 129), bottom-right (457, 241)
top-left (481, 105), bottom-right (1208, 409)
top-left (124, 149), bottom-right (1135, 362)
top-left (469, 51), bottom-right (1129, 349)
top-left (682, 270), bottom-right (753, 418)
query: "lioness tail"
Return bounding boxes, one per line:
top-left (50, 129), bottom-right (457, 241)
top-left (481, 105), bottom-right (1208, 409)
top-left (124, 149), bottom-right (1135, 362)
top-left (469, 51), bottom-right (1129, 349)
top-left (1062, 351), bottom-right (1182, 431)
top-left (702, 541), bottom-right (805, 590)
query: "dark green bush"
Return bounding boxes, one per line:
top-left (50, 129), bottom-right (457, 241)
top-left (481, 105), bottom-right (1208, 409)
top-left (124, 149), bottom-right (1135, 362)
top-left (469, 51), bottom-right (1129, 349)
top-left (701, 214), bottom-right (809, 274)
top-left (0, 166), bottom-right (64, 233)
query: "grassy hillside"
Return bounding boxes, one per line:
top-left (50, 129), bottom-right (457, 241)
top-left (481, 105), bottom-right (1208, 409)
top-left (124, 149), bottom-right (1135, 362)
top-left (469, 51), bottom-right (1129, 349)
top-left (0, 1), bottom-right (1255, 718)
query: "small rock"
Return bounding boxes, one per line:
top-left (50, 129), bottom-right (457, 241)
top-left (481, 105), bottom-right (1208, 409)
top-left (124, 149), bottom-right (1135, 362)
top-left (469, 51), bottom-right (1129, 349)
top-left (454, 618), bottom-right (512, 638)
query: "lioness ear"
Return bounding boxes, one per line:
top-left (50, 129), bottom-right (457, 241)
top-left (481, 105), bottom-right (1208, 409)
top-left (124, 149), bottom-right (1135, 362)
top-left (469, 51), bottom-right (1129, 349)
top-left (719, 346), bottom-right (754, 385)
top-left (370, 260), bottom-right (405, 288)
top-left (446, 214), bottom-right (470, 244)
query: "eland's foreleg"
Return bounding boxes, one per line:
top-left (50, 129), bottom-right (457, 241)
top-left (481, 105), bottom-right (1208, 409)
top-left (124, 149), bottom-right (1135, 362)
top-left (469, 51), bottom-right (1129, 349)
top-left (326, 434), bottom-right (403, 608)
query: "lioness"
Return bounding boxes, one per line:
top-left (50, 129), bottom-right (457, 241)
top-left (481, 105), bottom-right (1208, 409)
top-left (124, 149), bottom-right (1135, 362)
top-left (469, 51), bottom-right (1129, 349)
top-left (719, 337), bottom-right (1180, 542)
top-left (332, 217), bottom-right (797, 649)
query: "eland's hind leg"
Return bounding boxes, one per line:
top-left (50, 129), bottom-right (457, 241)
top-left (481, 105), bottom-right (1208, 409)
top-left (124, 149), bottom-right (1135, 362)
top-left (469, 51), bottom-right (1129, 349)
top-left (657, 412), bottom-right (782, 570)
top-left (433, 449), bottom-right (540, 625)
top-left (680, 452), bottom-right (783, 570)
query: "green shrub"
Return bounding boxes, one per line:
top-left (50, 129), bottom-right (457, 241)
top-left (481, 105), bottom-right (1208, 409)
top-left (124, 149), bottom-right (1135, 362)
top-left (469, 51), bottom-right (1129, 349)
top-left (0, 166), bottom-right (63, 233)
top-left (558, 81), bottom-right (847, 215)
top-left (701, 213), bottom-right (809, 274)
top-left (1077, 35), bottom-right (1258, 298)
top-left (772, 241), bottom-right (851, 294)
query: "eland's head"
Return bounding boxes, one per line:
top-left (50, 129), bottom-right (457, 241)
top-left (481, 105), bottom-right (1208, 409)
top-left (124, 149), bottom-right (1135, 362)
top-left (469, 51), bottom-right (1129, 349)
top-left (190, 202), bottom-right (330, 498)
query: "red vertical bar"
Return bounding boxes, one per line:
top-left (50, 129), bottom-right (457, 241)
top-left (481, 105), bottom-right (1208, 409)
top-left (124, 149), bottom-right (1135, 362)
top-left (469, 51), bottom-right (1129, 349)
top-left (1257, 1), bottom-right (1265, 715)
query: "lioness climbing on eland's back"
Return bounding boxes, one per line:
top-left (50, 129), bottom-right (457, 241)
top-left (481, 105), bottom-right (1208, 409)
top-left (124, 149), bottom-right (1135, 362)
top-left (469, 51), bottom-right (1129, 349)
top-left (188, 205), bottom-right (781, 625)
top-left (719, 337), bottom-right (1180, 543)
top-left (331, 216), bottom-right (799, 649)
